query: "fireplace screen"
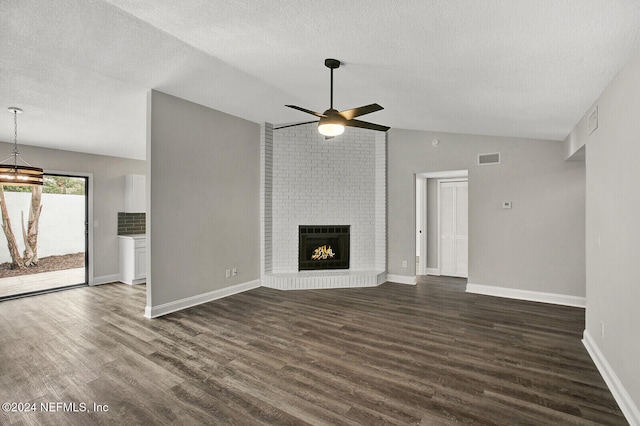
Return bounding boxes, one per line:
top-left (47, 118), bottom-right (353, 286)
top-left (299, 225), bottom-right (350, 270)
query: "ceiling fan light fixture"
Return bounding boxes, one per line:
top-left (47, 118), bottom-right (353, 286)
top-left (318, 122), bottom-right (345, 137)
top-left (318, 111), bottom-right (345, 137)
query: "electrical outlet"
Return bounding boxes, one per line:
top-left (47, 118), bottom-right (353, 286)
top-left (402, 260), bottom-right (407, 268)
top-left (232, 268), bottom-right (237, 277)
top-left (225, 269), bottom-right (231, 279)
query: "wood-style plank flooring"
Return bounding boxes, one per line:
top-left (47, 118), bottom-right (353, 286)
top-left (0, 276), bottom-right (627, 425)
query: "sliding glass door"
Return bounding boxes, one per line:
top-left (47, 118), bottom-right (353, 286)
top-left (0, 174), bottom-right (88, 299)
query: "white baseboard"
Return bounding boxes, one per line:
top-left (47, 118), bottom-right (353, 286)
top-left (90, 274), bottom-right (120, 286)
top-left (583, 330), bottom-right (639, 425)
top-left (466, 283), bottom-right (586, 308)
top-left (144, 279), bottom-right (260, 318)
top-left (425, 268), bottom-right (440, 276)
top-left (386, 274), bottom-right (416, 285)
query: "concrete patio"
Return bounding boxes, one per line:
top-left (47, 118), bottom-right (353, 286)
top-left (0, 267), bottom-right (86, 298)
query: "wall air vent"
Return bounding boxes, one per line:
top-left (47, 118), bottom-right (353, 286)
top-left (478, 152), bottom-right (501, 165)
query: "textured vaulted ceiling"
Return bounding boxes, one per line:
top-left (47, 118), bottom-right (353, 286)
top-left (2, 0), bottom-right (640, 160)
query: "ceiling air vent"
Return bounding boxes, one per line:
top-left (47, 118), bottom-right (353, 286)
top-left (478, 152), bottom-right (500, 165)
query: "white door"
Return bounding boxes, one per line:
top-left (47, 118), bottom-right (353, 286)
top-left (439, 180), bottom-right (468, 278)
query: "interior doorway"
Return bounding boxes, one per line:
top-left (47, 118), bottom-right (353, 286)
top-left (416, 170), bottom-right (468, 277)
top-left (0, 174), bottom-right (88, 299)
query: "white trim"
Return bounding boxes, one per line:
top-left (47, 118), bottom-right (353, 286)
top-left (438, 178), bottom-right (468, 183)
top-left (387, 274), bottom-right (416, 285)
top-left (437, 178), bottom-right (441, 275)
top-left (466, 283), bottom-right (586, 308)
top-left (145, 90), bottom-right (153, 320)
top-left (416, 177), bottom-right (427, 276)
top-left (583, 330), bottom-right (639, 425)
top-left (415, 170), bottom-right (469, 278)
top-left (425, 268), bottom-right (440, 276)
top-left (121, 278), bottom-right (145, 285)
top-left (416, 170), bottom-right (468, 179)
top-left (91, 274), bottom-right (120, 286)
top-left (144, 279), bottom-right (260, 318)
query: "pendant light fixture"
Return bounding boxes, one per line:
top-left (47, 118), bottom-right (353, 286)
top-left (0, 107), bottom-right (44, 186)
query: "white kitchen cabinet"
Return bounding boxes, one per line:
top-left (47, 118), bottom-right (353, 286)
top-left (119, 234), bottom-right (146, 285)
top-left (124, 174), bottom-right (146, 213)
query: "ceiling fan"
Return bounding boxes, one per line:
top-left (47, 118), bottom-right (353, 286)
top-left (275, 58), bottom-right (390, 138)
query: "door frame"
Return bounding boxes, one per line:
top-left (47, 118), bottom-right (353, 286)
top-left (415, 170), bottom-right (467, 276)
top-left (45, 170), bottom-right (94, 285)
top-left (416, 178), bottom-right (427, 275)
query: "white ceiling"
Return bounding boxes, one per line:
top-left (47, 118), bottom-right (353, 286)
top-left (2, 0), bottom-right (640, 160)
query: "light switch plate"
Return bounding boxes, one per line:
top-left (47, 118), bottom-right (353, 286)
top-left (502, 201), bottom-right (512, 209)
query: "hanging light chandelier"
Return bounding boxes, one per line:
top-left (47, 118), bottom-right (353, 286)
top-left (0, 107), bottom-right (44, 186)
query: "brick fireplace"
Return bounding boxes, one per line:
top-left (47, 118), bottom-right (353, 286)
top-left (260, 122), bottom-right (386, 290)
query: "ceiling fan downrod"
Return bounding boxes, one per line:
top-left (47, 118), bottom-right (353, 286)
top-left (325, 58), bottom-right (341, 110)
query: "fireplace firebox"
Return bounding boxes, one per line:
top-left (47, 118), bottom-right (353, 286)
top-left (299, 225), bottom-right (350, 270)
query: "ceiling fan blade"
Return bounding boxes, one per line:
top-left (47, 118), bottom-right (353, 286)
top-left (345, 119), bottom-right (390, 132)
top-left (285, 105), bottom-right (326, 118)
top-left (338, 103), bottom-right (384, 121)
top-left (274, 120), bottom-right (319, 130)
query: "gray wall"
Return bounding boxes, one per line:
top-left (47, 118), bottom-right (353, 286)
top-left (0, 141), bottom-right (145, 280)
top-left (388, 129), bottom-right (585, 297)
top-left (147, 90), bottom-right (260, 307)
top-left (565, 49), bottom-right (640, 413)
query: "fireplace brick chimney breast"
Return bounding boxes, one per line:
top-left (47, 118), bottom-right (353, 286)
top-left (261, 123), bottom-right (386, 289)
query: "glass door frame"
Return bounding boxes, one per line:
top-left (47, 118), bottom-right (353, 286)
top-left (0, 171), bottom-right (93, 300)
top-left (45, 170), bottom-right (92, 286)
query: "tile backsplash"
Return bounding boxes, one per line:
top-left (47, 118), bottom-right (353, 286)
top-left (118, 212), bottom-right (146, 235)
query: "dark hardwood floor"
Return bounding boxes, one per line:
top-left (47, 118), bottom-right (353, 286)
top-left (0, 275), bottom-right (627, 425)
